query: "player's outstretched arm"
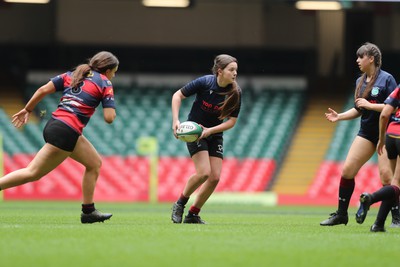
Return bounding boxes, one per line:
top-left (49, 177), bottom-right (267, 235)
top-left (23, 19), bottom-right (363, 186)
top-left (11, 81), bottom-right (56, 128)
top-left (325, 107), bottom-right (360, 122)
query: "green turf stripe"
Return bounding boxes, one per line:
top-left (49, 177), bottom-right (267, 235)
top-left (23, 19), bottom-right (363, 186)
top-left (205, 192), bottom-right (277, 206)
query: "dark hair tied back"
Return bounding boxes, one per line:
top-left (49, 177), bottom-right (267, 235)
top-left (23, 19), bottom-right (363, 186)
top-left (354, 42), bottom-right (382, 99)
top-left (70, 51), bottom-right (119, 88)
top-left (212, 54), bottom-right (240, 120)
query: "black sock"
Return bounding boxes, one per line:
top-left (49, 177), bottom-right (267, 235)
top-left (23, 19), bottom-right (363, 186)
top-left (82, 203), bottom-right (95, 214)
top-left (376, 199), bottom-right (393, 226)
top-left (177, 193), bottom-right (189, 206)
top-left (391, 203), bottom-right (400, 219)
top-left (375, 186), bottom-right (400, 226)
top-left (371, 185), bottom-right (396, 204)
top-left (337, 177), bottom-right (355, 216)
top-left (389, 186), bottom-right (400, 220)
top-left (391, 192), bottom-right (400, 220)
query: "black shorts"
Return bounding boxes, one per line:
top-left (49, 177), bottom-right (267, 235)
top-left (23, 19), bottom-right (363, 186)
top-left (186, 135), bottom-right (223, 159)
top-left (43, 118), bottom-right (80, 152)
top-left (357, 129), bottom-right (379, 145)
top-left (385, 134), bottom-right (400, 160)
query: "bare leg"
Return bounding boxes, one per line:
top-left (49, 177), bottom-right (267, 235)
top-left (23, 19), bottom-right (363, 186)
top-left (70, 135), bottom-right (102, 204)
top-left (321, 136), bottom-right (375, 226)
top-left (192, 156), bottom-right (222, 209)
top-left (182, 151), bottom-right (211, 197)
top-left (341, 136), bottom-right (375, 179)
top-left (391, 157), bottom-right (400, 187)
top-left (0, 143), bottom-right (70, 189)
top-left (378, 148), bottom-right (394, 185)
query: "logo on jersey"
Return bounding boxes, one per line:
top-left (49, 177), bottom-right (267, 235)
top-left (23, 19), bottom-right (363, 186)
top-left (209, 90), bottom-right (213, 95)
top-left (201, 100), bottom-right (221, 114)
top-left (371, 87), bottom-right (380, 97)
top-left (71, 82), bottom-right (83, 95)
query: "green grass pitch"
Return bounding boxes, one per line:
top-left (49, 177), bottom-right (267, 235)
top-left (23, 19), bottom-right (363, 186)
top-left (0, 201), bottom-right (398, 267)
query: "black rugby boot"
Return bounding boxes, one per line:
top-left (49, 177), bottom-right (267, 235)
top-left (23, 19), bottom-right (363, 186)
top-left (183, 214), bottom-right (206, 224)
top-left (355, 193), bottom-right (372, 224)
top-left (370, 224), bottom-right (386, 232)
top-left (320, 211), bottom-right (348, 226)
top-left (171, 202), bottom-right (185, 223)
top-left (81, 209), bottom-right (112, 224)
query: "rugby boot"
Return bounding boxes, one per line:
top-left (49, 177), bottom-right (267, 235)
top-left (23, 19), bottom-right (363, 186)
top-left (390, 215), bottom-right (400, 228)
top-left (370, 224), bottom-right (386, 232)
top-left (320, 211), bottom-right (348, 226)
top-left (81, 209), bottom-right (112, 224)
top-left (355, 193), bottom-right (372, 224)
top-left (183, 214), bottom-right (206, 224)
top-left (171, 202), bottom-right (185, 223)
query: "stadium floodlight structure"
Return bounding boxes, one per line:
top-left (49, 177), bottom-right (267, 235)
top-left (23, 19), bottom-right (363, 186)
top-left (4, 0), bottom-right (50, 3)
top-left (142, 0), bottom-right (192, 8)
top-left (295, 1), bottom-right (342, 10)
top-left (4, 0), bottom-right (50, 4)
top-left (296, 0), bottom-right (400, 10)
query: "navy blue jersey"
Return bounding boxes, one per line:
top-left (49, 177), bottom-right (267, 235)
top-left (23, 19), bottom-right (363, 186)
top-left (181, 75), bottom-right (241, 133)
top-left (354, 69), bottom-right (397, 143)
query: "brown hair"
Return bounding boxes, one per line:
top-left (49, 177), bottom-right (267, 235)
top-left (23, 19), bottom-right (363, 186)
top-left (212, 54), bottom-right (240, 120)
top-left (70, 51), bottom-right (119, 88)
top-left (354, 42), bottom-right (382, 99)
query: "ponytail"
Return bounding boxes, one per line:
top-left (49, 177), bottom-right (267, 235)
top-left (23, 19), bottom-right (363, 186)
top-left (70, 64), bottom-right (91, 89)
top-left (354, 42), bottom-right (382, 99)
top-left (218, 82), bottom-right (240, 120)
top-left (70, 51), bottom-right (119, 89)
top-left (212, 54), bottom-right (240, 120)
top-left (354, 69), bottom-right (380, 99)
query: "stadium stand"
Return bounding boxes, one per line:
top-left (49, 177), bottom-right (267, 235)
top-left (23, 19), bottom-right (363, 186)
top-left (1, 80), bottom-right (306, 202)
top-left (272, 95), bottom-right (344, 195)
top-left (303, 93), bottom-right (381, 206)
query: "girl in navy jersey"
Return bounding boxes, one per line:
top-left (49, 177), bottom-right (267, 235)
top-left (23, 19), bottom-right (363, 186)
top-left (356, 85), bottom-right (400, 232)
top-left (171, 54), bottom-right (241, 224)
top-left (320, 42), bottom-right (399, 227)
top-left (0, 51), bottom-right (119, 224)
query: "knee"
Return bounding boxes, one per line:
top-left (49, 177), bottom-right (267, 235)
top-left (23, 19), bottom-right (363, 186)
top-left (196, 171), bottom-right (210, 183)
top-left (208, 172), bottom-right (221, 185)
top-left (87, 157), bottom-right (102, 173)
top-left (341, 166), bottom-right (356, 180)
top-left (380, 169), bottom-right (392, 185)
top-left (24, 168), bottom-right (43, 183)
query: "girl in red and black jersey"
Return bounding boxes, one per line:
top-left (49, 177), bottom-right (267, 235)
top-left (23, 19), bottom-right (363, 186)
top-left (0, 51), bottom-right (119, 224)
top-left (171, 54), bottom-right (241, 224)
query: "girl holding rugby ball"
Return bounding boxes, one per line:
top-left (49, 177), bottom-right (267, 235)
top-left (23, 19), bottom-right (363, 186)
top-left (171, 54), bottom-right (242, 224)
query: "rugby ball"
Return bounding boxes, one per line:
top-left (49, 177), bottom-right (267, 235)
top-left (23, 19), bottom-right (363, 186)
top-left (177, 121), bottom-right (203, 142)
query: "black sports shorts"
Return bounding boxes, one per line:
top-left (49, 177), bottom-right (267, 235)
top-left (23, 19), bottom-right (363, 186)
top-left (186, 135), bottom-right (223, 159)
top-left (43, 117), bottom-right (80, 152)
top-left (357, 129), bottom-right (379, 145)
top-left (385, 134), bottom-right (400, 160)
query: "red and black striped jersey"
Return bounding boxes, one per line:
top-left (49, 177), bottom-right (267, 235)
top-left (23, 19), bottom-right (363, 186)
top-left (50, 70), bottom-right (115, 134)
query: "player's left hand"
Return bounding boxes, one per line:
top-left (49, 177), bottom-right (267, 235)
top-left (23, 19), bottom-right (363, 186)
top-left (198, 125), bottom-right (211, 140)
top-left (172, 120), bottom-right (180, 139)
top-left (11, 109), bottom-right (30, 128)
top-left (355, 98), bottom-right (371, 110)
